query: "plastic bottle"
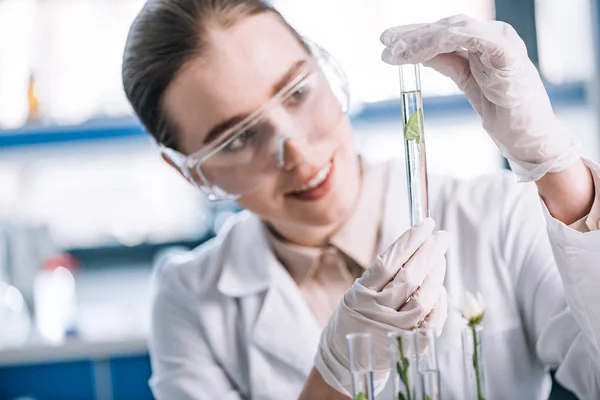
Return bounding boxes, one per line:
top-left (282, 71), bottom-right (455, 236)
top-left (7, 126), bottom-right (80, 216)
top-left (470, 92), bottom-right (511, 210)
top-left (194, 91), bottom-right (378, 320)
top-left (33, 253), bottom-right (78, 344)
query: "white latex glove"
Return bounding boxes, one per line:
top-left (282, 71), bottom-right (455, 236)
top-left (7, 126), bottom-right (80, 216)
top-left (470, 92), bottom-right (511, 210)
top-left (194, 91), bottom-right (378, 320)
top-left (380, 14), bottom-right (580, 182)
top-left (314, 218), bottom-right (449, 396)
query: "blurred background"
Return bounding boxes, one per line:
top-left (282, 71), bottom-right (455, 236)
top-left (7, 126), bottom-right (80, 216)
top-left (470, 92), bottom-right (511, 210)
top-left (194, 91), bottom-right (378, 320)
top-left (0, 0), bottom-right (597, 399)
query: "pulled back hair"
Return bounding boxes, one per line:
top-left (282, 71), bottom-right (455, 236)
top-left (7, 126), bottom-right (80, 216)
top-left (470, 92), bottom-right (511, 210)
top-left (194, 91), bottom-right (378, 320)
top-left (122, 0), bottom-right (299, 151)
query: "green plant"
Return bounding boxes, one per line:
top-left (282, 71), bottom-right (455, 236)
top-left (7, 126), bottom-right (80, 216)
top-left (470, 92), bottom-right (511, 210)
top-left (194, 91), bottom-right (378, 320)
top-left (396, 336), bottom-right (412, 400)
top-left (404, 108), bottom-right (424, 142)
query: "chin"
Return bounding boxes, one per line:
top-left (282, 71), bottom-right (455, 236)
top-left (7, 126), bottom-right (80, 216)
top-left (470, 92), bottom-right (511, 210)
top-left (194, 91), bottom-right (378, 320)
top-left (291, 169), bottom-right (359, 228)
top-left (297, 197), bottom-right (354, 227)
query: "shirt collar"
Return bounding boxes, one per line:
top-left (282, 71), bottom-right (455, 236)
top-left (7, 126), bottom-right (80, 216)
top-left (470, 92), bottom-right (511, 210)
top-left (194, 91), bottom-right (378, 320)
top-left (216, 212), bottom-right (275, 297)
top-left (329, 159), bottom-right (387, 268)
top-left (264, 225), bottom-right (322, 285)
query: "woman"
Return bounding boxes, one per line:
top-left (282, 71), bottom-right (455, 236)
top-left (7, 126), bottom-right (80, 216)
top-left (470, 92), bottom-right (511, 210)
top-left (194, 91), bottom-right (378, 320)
top-left (122, 1), bottom-right (600, 399)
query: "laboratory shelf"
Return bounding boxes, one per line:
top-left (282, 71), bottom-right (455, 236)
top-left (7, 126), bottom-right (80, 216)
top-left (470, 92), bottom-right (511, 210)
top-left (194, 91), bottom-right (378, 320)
top-left (0, 82), bottom-right (586, 149)
top-left (0, 338), bottom-right (153, 400)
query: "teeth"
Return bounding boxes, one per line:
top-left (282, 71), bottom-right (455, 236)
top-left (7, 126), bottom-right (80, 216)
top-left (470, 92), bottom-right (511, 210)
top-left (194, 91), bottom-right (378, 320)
top-left (296, 163), bottom-right (332, 193)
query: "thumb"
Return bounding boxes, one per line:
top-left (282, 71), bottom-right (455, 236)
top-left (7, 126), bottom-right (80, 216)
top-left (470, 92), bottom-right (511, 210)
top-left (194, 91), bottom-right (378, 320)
top-left (423, 53), bottom-right (484, 115)
top-left (360, 218), bottom-right (436, 291)
top-left (423, 53), bottom-right (470, 91)
top-left (420, 288), bottom-right (449, 336)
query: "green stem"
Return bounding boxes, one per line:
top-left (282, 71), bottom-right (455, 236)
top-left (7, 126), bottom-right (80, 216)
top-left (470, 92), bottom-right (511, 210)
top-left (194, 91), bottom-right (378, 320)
top-left (471, 325), bottom-right (485, 400)
top-left (396, 337), bottom-right (412, 400)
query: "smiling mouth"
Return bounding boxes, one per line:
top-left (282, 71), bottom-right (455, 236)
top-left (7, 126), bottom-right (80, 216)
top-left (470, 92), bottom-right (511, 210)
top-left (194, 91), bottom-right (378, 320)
top-left (292, 162), bottom-right (332, 194)
top-left (284, 158), bottom-right (335, 201)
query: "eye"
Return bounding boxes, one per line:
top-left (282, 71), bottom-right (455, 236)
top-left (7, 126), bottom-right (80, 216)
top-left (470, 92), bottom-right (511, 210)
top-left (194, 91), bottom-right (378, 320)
top-left (223, 130), bottom-right (255, 152)
top-left (287, 80), bottom-right (311, 105)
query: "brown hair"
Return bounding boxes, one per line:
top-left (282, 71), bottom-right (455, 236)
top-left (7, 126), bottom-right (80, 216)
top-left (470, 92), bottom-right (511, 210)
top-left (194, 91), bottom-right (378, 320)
top-left (122, 0), bottom-right (295, 151)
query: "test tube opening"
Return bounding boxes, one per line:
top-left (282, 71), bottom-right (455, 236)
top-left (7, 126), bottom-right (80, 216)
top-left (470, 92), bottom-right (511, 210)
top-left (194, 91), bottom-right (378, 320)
top-left (387, 330), bottom-right (420, 400)
top-left (346, 333), bottom-right (375, 399)
top-left (415, 327), bottom-right (442, 400)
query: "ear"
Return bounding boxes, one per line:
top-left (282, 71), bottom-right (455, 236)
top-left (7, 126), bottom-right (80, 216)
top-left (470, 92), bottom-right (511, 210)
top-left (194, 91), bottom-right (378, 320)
top-left (160, 153), bottom-right (194, 185)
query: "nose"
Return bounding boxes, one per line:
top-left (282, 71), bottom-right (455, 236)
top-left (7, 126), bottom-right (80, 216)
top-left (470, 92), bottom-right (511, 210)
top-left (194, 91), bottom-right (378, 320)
top-left (276, 135), bottom-right (310, 171)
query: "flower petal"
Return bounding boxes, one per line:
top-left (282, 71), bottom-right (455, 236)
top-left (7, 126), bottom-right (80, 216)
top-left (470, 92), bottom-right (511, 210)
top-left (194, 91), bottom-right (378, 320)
top-left (476, 292), bottom-right (485, 312)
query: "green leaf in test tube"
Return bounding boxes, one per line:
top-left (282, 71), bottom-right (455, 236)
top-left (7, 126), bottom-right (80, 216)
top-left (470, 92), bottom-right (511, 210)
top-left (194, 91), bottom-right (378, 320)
top-left (404, 108), bottom-right (424, 142)
top-left (353, 393), bottom-right (367, 400)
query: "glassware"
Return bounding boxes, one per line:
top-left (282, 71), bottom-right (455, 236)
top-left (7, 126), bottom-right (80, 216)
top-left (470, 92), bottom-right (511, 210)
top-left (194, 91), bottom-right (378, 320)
top-left (347, 333), bottom-right (375, 400)
top-left (388, 330), bottom-right (419, 400)
top-left (0, 281), bottom-right (31, 348)
top-left (462, 324), bottom-right (487, 400)
top-left (399, 64), bottom-right (430, 226)
top-left (415, 328), bottom-right (442, 400)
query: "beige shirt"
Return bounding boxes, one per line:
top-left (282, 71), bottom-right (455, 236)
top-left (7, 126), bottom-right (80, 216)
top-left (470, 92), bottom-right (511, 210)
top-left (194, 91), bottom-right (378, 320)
top-left (264, 161), bottom-right (388, 328)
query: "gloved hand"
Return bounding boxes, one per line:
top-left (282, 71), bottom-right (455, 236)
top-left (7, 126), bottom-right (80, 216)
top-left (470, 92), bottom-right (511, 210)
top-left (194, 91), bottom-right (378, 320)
top-left (380, 14), bottom-right (580, 182)
top-left (314, 218), bottom-right (449, 396)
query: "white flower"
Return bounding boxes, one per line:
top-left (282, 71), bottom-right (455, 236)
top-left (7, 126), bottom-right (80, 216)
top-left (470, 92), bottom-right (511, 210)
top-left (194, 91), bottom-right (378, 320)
top-left (460, 291), bottom-right (485, 325)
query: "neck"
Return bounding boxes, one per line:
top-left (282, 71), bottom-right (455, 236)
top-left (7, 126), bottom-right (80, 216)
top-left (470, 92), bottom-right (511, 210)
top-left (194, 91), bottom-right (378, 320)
top-left (266, 219), bottom-right (344, 247)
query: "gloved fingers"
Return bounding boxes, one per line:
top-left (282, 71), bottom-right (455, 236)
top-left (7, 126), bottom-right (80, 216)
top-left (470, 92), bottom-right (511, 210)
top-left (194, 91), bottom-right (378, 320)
top-left (419, 288), bottom-right (448, 336)
top-left (422, 52), bottom-right (472, 91)
top-left (400, 256), bottom-right (446, 311)
top-left (343, 279), bottom-right (427, 333)
top-left (442, 21), bottom-right (527, 70)
top-left (394, 259), bottom-right (447, 325)
top-left (382, 26), bottom-right (465, 66)
top-left (381, 15), bottom-right (473, 65)
top-left (380, 22), bottom-right (430, 46)
top-left (382, 16), bottom-right (524, 72)
top-left (388, 230), bottom-right (449, 300)
top-left (372, 234), bottom-right (447, 311)
top-left (359, 218), bottom-right (436, 292)
top-left (380, 14), bottom-right (473, 46)
top-left (336, 290), bottom-right (400, 335)
top-left (407, 50), bottom-right (485, 116)
top-left (405, 21), bottom-right (524, 70)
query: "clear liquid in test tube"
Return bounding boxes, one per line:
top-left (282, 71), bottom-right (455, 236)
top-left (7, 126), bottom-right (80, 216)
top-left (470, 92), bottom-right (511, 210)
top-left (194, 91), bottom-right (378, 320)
top-left (415, 327), bottom-right (442, 400)
top-left (399, 64), bottom-right (430, 226)
top-left (346, 333), bottom-right (375, 400)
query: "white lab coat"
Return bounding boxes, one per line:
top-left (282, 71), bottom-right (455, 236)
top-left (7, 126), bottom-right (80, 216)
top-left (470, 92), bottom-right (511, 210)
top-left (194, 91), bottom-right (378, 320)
top-left (148, 159), bottom-right (600, 400)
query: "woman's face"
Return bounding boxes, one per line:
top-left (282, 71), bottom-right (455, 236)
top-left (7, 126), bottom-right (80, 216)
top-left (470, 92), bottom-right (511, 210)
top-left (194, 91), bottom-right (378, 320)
top-left (163, 12), bottom-right (360, 232)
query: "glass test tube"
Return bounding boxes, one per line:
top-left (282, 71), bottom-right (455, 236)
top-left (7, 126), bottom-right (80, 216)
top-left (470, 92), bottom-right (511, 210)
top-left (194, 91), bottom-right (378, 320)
top-left (387, 330), bottom-right (420, 400)
top-left (415, 328), bottom-right (442, 400)
top-left (347, 333), bottom-right (375, 400)
top-left (399, 64), bottom-right (430, 226)
top-left (461, 325), bottom-right (487, 400)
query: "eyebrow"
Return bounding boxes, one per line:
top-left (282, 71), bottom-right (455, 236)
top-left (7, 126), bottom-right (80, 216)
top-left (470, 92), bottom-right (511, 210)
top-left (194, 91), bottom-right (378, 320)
top-left (202, 59), bottom-right (308, 145)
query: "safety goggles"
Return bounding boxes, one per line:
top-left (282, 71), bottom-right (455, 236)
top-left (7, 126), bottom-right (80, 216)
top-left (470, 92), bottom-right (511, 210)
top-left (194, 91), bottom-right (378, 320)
top-left (160, 54), bottom-right (348, 201)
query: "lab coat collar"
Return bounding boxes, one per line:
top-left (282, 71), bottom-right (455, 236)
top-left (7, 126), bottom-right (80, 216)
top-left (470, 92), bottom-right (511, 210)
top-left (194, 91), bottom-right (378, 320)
top-left (216, 211), bottom-right (275, 297)
top-left (216, 212), bottom-right (321, 377)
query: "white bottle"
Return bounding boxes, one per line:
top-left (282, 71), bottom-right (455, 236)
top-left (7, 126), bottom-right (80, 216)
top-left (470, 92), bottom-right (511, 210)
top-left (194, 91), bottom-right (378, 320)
top-left (33, 255), bottom-right (78, 344)
top-left (0, 281), bottom-right (31, 348)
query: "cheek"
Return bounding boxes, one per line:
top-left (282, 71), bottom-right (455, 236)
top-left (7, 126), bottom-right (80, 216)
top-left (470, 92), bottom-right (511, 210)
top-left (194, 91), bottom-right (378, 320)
top-left (335, 127), bottom-right (361, 199)
top-left (235, 179), bottom-right (283, 219)
top-left (336, 119), bottom-right (356, 155)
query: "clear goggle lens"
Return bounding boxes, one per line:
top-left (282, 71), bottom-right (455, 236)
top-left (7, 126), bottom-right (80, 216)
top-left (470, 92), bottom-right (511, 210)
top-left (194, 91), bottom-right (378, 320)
top-left (161, 58), bottom-right (347, 200)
